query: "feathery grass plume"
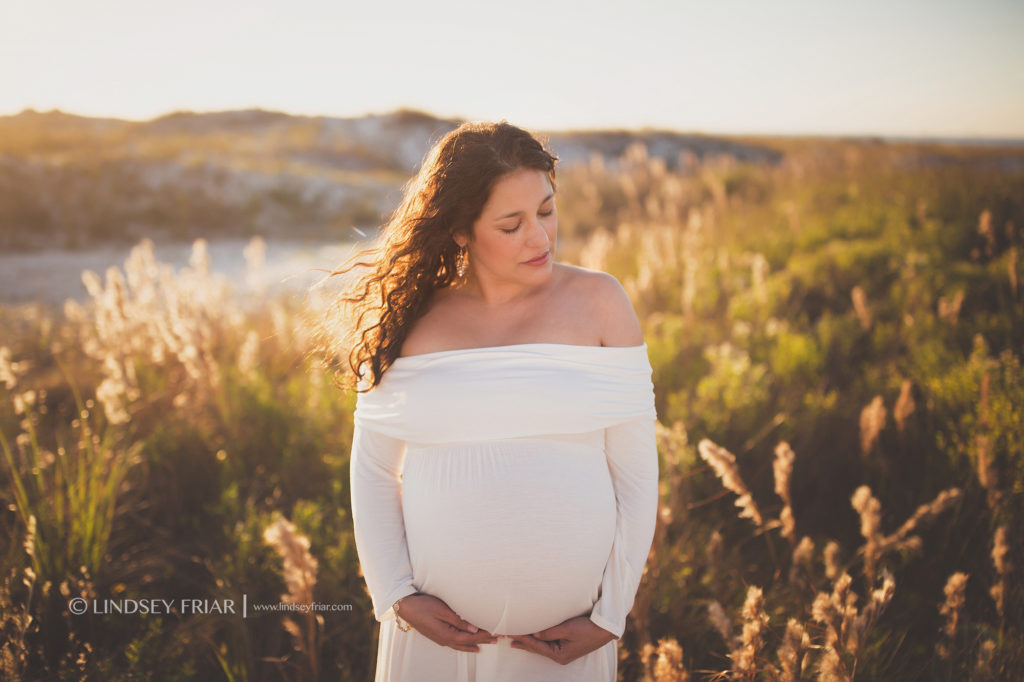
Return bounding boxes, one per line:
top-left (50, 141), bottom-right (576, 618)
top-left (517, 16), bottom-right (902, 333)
top-left (0, 550), bottom-right (37, 680)
top-left (885, 488), bottom-right (961, 552)
top-left (243, 234), bottom-right (267, 298)
top-left (640, 641), bottom-right (656, 676)
top-left (707, 600), bottom-right (735, 647)
top-left (850, 486), bottom-right (882, 581)
top-left (652, 637), bottom-right (690, 682)
top-left (698, 439), bottom-right (764, 527)
top-left (12, 390), bottom-right (35, 416)
top-left (846, 569), bottom-right (895, 660)
top-left (635, 232), bottom-right (658, 299)
top-left (851, 485), bottom-right (961, 581)
top-left (850, 286), bottom-right (872, 330)
top-left (72, 237), bottom-right (236, 421)
top-left (707, 529), bottom-right (723, 571)
top-left (633, 224), bottom-right (683, 302)
top-left (620, 174), bottom-right (640, 210)
top-left (893, 380), bottom-right (915, 432)
top-left (789, 536), bottom-right (814, 587)
top-left (816, 646), bottom-right (851, 682)
top-left (978, 209), bottom-right (995, 257)
top-left (0, 346), bottom-right (25, 389)
top-left (974, 638), bottom-right (997, 679)
top-left (824, 541), bottom-right (841, 580)
top-left (810, 571), bottom-right (876, 681)
top-left (80, 266), bottom-right (142, 423)
top-left (858, 396), bottom-right (886, 455)
top-left (811, 569), bottom-right (851, 647)
top-left (732, 585), bottom-right (769, 677)
top-left (23, 515), bottom-right (37, 571)
top-left (706, 529), bottom-right (726, 602)
top-left (580, 229), bottom-right (615, 272)
top-left (658, 503), bottom-right (674, 530)
top-left (990, 526), bottom-right (1009, 620)
top-left (95, 354), bottom-right (136, 425)
top-left (777, 618), bottom-right (810, 682)
top-left (264, 515), bottom-right (320, 681)
top-left (655, 420), bottom-right (689, 524)
top-left (681, 208), bottom-right (702, 322)
top-left (237, 329), bottom-right (261, 383)
top-left (773, 442), bottom-right (796, 544)
top-left (974, 433), bottom-right (1001, 514)
top-left (264, 515), bottom-right (318, 603)
top-left (936, 572), bottom-right (969, 661)
top-left (937, 290), bottom-right (965, 323)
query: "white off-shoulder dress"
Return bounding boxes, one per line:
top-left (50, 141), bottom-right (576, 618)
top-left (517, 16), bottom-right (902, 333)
top-left (350, 343), bottom-right (659, 682)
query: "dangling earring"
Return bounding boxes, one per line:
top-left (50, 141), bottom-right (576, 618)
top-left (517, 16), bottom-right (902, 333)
top-left (456, 246), bottom-right (467, 278)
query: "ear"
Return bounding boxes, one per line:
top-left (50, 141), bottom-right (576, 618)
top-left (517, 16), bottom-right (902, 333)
top-left (453, 232), bottom-right (468, 248)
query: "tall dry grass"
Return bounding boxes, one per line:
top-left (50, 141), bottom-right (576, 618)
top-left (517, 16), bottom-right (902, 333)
top-left (1, 136), bottom-right (1022, 679)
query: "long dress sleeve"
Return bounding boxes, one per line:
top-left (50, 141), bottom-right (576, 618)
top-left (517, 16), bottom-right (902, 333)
top-left (349, 420), bottom-right (420, 622)
top-left (588, 415), bottom-right (660, 640)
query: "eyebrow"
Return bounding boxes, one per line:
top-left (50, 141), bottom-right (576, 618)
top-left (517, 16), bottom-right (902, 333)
top-left (495, 193), bottom-right (555, 221)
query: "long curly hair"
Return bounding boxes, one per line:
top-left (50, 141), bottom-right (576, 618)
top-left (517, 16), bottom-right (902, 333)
top-left (310, 120), bottom-right (559, 391)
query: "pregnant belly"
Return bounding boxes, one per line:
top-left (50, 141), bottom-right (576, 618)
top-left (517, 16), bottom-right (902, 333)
top-left (401, 438), bottom-right (616, 635)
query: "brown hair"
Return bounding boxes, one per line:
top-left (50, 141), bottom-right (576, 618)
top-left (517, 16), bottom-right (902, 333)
top-left (309, 120), bottom-right (558, 391)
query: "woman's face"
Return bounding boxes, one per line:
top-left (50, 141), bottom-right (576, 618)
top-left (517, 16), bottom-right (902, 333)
top-left (456, 167), bottom-right (557, 291)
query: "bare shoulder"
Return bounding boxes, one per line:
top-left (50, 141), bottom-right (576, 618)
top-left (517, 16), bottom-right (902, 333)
top-left (558, 264), bottom-right (643, 347)
top-left (397, 288), bottom-right (455, 357)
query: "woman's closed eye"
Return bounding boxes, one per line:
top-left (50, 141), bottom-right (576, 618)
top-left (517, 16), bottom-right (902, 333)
top-left (501, 209), bottom-right (554, 234)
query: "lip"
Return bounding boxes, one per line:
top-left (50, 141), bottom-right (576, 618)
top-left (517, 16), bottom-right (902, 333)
top-left (523, 251), bottom-right (550, 266)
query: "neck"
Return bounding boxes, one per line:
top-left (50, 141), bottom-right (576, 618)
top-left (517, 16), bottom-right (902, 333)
top-left (456, 270), bottom-right (551, 307)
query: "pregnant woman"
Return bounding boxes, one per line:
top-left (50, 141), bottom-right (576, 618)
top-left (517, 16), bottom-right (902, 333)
top-left (326, 121), bottom-right (658, 681)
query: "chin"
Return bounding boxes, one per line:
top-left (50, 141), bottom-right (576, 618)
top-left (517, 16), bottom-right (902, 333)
top-left (525, 265), bottom-right (554, 280)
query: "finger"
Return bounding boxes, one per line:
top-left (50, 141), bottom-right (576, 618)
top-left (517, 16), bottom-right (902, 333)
top-left (518, 635), bottom-right (575, 665)
top-left (458, 617), bottom-right (482, 634)
top-left (437, 616), bottom-right (494, 642)
top-left (448, 629), bottom-right (496, 647)
top-left (519, 632), bottom-right (563, 651)
top-left (509, 635), bottom-right (554, 659)
top-left (438, 611), bottom-right (487, 635)
top-left (433, 626), bottom-right (488, 651)
top-left (469, 625), bottom-right (495, 638)
top-left (436, 611), bottom-right (468, 630)
top-left (417, 626), bottom-right (482, 653)
top-left (460, 629), bottom-right (499, 645)
top-left (448, 631), bottom-right (498, 650)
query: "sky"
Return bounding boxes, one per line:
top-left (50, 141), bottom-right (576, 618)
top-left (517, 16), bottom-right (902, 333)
top-left (1, 0), bottom-right (1022, 138)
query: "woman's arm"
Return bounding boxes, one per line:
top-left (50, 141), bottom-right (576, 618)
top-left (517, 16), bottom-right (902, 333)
top-left (589, 416), bottom-right (660, 639)
top-left (349, 421), bottom-right (419, 622)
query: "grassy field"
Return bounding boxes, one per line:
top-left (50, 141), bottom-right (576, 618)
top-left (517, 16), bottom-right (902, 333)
top-left (1, 137), bottom-right (1022, 680)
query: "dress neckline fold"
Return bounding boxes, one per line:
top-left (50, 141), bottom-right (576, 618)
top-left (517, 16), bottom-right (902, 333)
top-left (393, 342), bottom-right (648, 363)
top-left (355, 342), bottom-right (656, 443)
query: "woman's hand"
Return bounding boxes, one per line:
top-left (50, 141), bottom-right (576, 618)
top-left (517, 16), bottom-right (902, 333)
top-left (508, 615), bottom-right (616, 665)
top-left (394, 594), bottom-right (498, 653)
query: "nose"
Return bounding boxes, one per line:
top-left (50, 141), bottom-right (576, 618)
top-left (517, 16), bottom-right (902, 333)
top-left (525, 215), bottom-right (550, 248)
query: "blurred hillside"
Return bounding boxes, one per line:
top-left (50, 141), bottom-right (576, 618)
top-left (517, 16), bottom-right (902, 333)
top-left (0, 107), bottom-right (786, 251)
